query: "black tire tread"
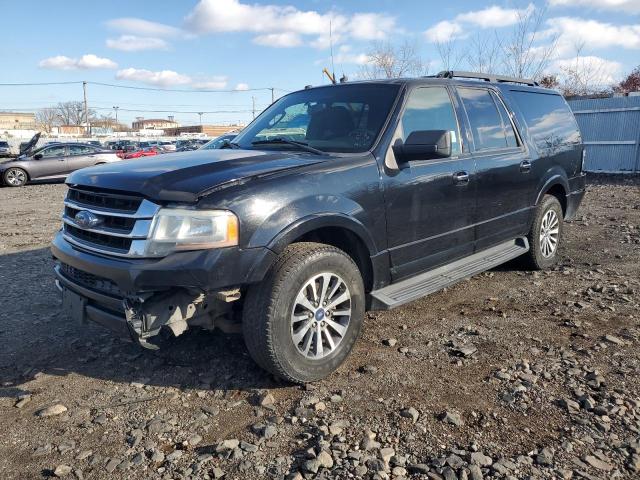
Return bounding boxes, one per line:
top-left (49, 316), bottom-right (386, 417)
top-left (242, 242), bottom-right (360, 383)
top-left (523, 194), bottom-right (563, 270)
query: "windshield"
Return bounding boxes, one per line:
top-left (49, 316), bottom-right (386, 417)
top-left (234, 84), bottom-right (401, 153)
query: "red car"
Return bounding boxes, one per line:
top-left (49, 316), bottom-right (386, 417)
top-left (123, 146), bottom-right (163, 159)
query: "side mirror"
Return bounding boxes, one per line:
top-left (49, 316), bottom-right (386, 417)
top-left (392, 130), bottom-right (451, 162)
top-left (34, 153), bottom-right (43, 160)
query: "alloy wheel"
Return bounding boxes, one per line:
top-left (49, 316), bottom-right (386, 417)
top-left (290, 272), bottom-right (352, 360)
top-left (5, 168), bottom-right (26, 186)
top-left (539, 209), bottom-right (559, 258)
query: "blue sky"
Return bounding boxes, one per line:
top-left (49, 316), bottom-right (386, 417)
top-left (1, 0), bottom-right (639, 126)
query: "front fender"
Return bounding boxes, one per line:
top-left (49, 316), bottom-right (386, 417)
top-left (246, 195), bottom-right (378, 256)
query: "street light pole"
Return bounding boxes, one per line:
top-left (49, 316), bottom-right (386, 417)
top-left (198, 112), bottom-right (203, 127)
top-left (113, 106), bottom-right (119, 125)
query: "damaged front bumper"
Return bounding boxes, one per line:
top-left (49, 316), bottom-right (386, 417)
top-left (51, 231), bottom-right (274, 348)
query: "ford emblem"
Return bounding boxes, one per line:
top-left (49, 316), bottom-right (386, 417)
top-left (74, 210), bottom-right (101, 228)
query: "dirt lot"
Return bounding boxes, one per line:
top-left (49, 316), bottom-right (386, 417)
top-left (0, 178), bottom-right (639, 480)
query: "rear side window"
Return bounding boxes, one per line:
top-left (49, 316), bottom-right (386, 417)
top-left (491, 92), bottom-right (519, 148)
top-left (510, 91), bottom-right (581, 151)
top-left (458, 88), bottom-right (513, 151)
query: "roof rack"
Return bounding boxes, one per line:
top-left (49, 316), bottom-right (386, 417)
top-left (435, 70), bottom-right (539, 87)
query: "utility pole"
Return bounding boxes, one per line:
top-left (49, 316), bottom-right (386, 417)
top-left (252, 96), bottom-right (256, 119)
top-left (269, 87), bottom-right (275, 104)
top-left (82, 81), bottom-right (89, 136)
top-left (198, 112), bottom-right (203, 126)
top-left (112, 106), bottom-right (119, 126)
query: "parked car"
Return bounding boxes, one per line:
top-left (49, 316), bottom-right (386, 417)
top-left (1, 139), bottom-right (121, 187)
top-left (52, 72), bottom-right (586, 382)
top-left (159, 141), bottom-right (177, 152)
top-left (0, 140), bottom-right (11, 157)
top-left (199, 134), bottom-right (237, 150)
top-left (123, 146), bottom-right (163, 159)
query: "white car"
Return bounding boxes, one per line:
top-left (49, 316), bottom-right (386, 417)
top-left (159, 141), bottom-right (176, 152)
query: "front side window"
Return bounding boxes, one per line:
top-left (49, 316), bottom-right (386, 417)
top-left (40, 145), bottom-right (66, 158)
top-left (458, 88), bottom-right (509, 151)
top-left (398, 86), bottom-right (461, 156)
top-left (234, 84), bottom-right (401, 153)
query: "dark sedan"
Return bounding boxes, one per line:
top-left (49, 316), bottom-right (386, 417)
top-left (1, 143), bottom-right (121, 187)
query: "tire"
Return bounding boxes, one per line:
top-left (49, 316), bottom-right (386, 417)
top-left (242, 242), bottom-right (365, 383)
top-left (3, 167), bottom-right (28, 187)
top-left (523, 194), bottom-right (563, 270)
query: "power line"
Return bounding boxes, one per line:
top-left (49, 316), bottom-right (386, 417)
top-left (0, 81), bottom-right (83, 86)
top-left (87, 81), bottom-right (281, 93)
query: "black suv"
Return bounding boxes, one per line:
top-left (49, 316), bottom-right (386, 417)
top-left (52, 72), bottom-right (586, 383)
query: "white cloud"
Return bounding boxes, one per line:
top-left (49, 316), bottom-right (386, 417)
top-left (106, 17), bottom-right (183, 37)
top-left (425, 20), bottom-right (465, 42)
top-left (333, 45), bottom-right (370, 65)
top-left (456, 4), bottom-right (534, 28)
top-left (424, 4), bottom-right (534, 42)
top-left (549, 0), bottom-right (640, 14)
top-left (543, 17), bottom-right (640, 55)
top-left (39, 54), bottom-right (117, 70)
top-left (551, 55), bottom-right (623, 85)
top-left (115, 68), bottom-right (192, 87)
top-left (183, 0), bottom-right (395, 48)
top-left (234, 83), bottom-right (250, 91)
top-left (106, 35), bottom-right (169, 51)
top-left (253, 32), bottom-right (303, 48)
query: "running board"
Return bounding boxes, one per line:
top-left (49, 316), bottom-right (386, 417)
top-left (370, 237), bottom-right (529, 310)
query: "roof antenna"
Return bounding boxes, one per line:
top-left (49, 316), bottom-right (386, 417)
top-left (329, 18), bottom-right (336, 84)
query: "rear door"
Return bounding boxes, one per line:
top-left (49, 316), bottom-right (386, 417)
top-left (67, 145), bottom-right (99, 172)
top-left (383, 85), bottom-right (476, 280)
top-left (455, 86), bottom-right (534, 251)
top-left (30, 145), bottom-right (68, 180)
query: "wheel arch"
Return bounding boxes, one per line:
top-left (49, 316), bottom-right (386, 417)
top-left (535, 172), bottom-right (569, 217)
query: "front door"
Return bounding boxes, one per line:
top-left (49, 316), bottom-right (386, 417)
top-left (455, 87), bottom-right (534, 250)
top-left (383, 86), bottom-right (476, 281)
top-left (31, 145), bottom-right (67, 180)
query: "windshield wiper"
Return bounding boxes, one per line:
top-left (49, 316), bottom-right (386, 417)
top-left (220, 141), bottom-right (241, 149)
top-left (251, 138), bottom-right (324, 155)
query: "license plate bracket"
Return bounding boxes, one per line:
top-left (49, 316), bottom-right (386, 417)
top-left (62, 288), bottom-right (87, 324)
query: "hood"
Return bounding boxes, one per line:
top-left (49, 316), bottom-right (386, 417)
top-left (66, 149), bottom-right (327, 202)
top-left (19, 132), bottom-right (41, 156)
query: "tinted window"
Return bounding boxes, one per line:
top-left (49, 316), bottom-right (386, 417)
top-left (399, 87), bottom-right (461, 155)
top-left (491, 92), bottom-right (519, 148)
top-left (68, 145), bottom-right (95, 155)
top-left (40, 145), bottom-right (66, 158)
top-left (458, 88), bottom-right (508, 151)
top-left (234, 84), bottom-right (400, 153)
top-left (511, 91), bottom-right (581, 151)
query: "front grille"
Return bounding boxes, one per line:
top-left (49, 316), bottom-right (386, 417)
top-left (62, 187), bottom-right (159, 257)
top-left (64, 224), bottom-right (132, 252)
top-left (67, 187), bottom-right (141, 212)
top-left (59, 262), bottom-right (122, 297)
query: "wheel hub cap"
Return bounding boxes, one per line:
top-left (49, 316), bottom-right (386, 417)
top-left (291, 272), bottom-right (352, 360)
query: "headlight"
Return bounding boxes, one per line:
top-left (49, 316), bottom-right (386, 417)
top-left (145, 208), bottom-right (238, 256)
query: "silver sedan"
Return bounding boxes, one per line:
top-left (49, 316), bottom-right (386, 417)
top-left (1, 143), bottom-right (121, 187)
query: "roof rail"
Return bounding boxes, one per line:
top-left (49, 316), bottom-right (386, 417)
top-left (436, 70), bottom-right (539, 87)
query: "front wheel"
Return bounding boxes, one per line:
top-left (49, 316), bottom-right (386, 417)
top-left (242, 242), bottom-right (365, 383)
top-left (3, 167), bottom-right (28, 187)
top-left (523, 194), bottom-right (563, 270)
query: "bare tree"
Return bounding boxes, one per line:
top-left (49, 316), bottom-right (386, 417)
top-left (55, 101), bottom-right (95, 126)
top-left (465, 33), bottom-right (502, 74)
top-left (500, 6), bottom-right (557, 80)
top-left (557, 44), bottom-right (612, 97)
top-left (360, 40), bottom-right (428, 79)
top-left (614, 65), bottom-right (640, 94)
top-left (435, 36), bottom-right (468, 72)
top-left (538, 74), bottom-right (560, 90)
top-left (35, 108), bottom-right (59, 134)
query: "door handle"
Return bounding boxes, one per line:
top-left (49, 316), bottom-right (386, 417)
top-left (453, 171), bottom-right (470, 185)
top-left (520, 160), bottom-right (532, 173)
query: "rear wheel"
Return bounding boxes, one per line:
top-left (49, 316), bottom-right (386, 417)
top-left (242, 242), bottom-right (365, 383)
top-left (523, 194), bottom-right (563, 270)
top-left (3, 168), bottom-right (27, 187)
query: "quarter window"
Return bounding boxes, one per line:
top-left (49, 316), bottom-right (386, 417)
top-left (399, 87), bottom-right (461, 156)
top-left (458, 87), bottom-right (509, 151)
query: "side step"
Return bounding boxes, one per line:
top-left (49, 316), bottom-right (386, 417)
top-left (370, 237), bottom-right (529, 310)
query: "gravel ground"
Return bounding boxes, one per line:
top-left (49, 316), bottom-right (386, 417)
top-left (0, 178), bottom-right (639, 480)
